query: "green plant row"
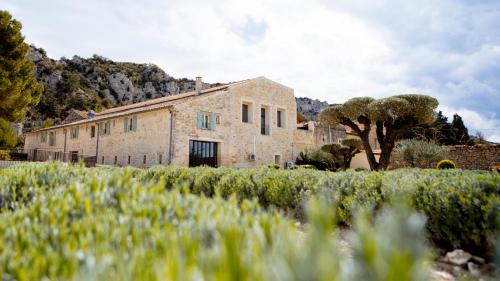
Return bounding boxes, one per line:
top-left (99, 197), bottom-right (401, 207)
top-left (0, 162), bottom-right (432, 281)
top-left (131, 165), bottom-right (500, 255)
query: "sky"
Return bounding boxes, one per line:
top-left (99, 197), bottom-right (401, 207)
top-left (4, 0), bottom-right (500, 142)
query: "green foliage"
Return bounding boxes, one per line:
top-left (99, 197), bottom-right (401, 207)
top-left (347, 204), bottom-right (431, 281)
top-left (322, 139), bottom-right (363, 169)
top-left (0, 118), bottom-right (17, 147)
top-left (137, 165), bottom-right (499, 255)
top-left (436, 159), bottom-right (457, 169)
top-left (0, 162), bottom-right (433, 281)
top-left (0, 10), bottom-right (43, 122)
top-left (295, 148), bottom-right (341, 170)
top-left (42, 118), bottom-right (54, 128)
top-left (0, 150), bottom-right (11, 160)
top-left (393, 139), bottom-right (448, 168)
top-left (411, 169), bottom-right (499, 254)
top-left (267, 163), bottom-right (281, 169)
top-left (451, 114), bottom-right (470, 144)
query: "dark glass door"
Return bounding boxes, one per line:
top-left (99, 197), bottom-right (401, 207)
top-left (189, 140), bottom-right (218, 167)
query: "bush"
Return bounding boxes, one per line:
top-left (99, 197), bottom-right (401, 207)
top-left (0, 162), bottom-right (433, 280)
top-left (322, 139), bottom-right (363, 169)
top-left (2, 163), bottom-right (499, 257)
top-left (436, 159), bottom-right (457, 169)
top-left (267, 163), bottom-right (281, 169)
top-left (393, 139), bottom-right (448, 168)
top-left (0, 118), bottom-right (17, 148)
top-left (135, 165), bottom-right (499, 255)
top-left (0, 150), bottom-right (11, 160)
top-left (296, 148), bottom-right (340, 171)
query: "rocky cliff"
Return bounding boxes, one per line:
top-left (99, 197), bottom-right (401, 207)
top-left (26, 46), bottom-right (327, 130)
top-left (296, 97), bottom-right (329, 121)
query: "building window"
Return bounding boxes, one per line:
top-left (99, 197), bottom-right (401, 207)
top-left (242, 102), bottom-right (254, 123)
top-left (261, 107), bottom-right (269, 135)
top-left (124, 116), bottom-right (137, 133)
top-left (100, 121), bottom-right (111, 135)
top-left (277, 109), bottom-right (286, 128)
top-left (48, 132), bottom-right (56, 146)
top-left (102, 156), bottom-right (104, 164)
top-left (242, 104), bottom-right (249, 123)
top-left (128, 155), bottom-right (131, 165)
top-left (202, 114), bottom-right (209, 129)
top-left (197, 112), bottom-right (216, 130)
top-left (41, 132), bottom-right (48, 143)
top-left (143, 155), bottom-right (146, 164)
top-left (274, 155), bottom-right (281, 165)
top-left (70, 127), bottom-right (79, 139)
top-left (159, 153), bottom-right (162, 164)
top-left (90, 126), bottom-right (95, 138)
top-left (114, 156), bottom-right (117, 165)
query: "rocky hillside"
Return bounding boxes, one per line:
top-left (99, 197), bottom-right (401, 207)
top-left (25, 46), bottom-right (327, 130)
top-left (296, 97), bottom-right (329, 121)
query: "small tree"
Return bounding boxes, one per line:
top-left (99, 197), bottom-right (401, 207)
top-left (321, 139), bottom-right (363, 170)
top-left (0, 10), bottom-right (43, 122)
top-left (318, 95), bottom-right (438, 170)
top-left (295, 148), bottom-right (340, 171)
top-left (393, 139), bottom-right (448, 168)
top-left (0, 118), bottom-right (17, 147)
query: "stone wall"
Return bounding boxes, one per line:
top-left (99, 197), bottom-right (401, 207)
top-left (446, 144), bottom-right (500, 170)
top-left (389, 144), bottom-right (500, 170)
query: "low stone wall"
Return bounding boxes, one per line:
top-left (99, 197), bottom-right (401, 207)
top-left (389, 144), bottom-right (500, 170)
top-left (446, 144), bottom-right (500, 170)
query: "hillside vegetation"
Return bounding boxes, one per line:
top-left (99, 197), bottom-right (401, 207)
top-left (25, 46), bottom-right (220, 130)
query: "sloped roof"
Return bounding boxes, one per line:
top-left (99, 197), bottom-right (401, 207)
top-left (28, 78), bottom-right (251, 133)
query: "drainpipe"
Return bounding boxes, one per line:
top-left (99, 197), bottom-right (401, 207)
top-left (63, 129), bottom-right (67, 161)
top-left (167, 107), bottom-right (175, 164)
top-left (95, 123), bottom-right (100, 162)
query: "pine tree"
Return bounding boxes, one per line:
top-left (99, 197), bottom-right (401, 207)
top-left (451, 114), bottom-right (470, 144)
top-left (0, 10), bottom-right (43, 122)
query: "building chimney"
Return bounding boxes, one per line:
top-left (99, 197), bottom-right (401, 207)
top-left (195, 76), bottom-right (202, 94)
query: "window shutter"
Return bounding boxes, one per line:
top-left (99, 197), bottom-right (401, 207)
top-left (132, 116), bottom-right (137, 131)
top-left (210, 112), bottom-right (216, 130)
top-left (76, 127), bottom-right (79, 138)
top-left (124, 118), bottom-right (128, 133)
top-left (196, 112), bottom-right (203, 129)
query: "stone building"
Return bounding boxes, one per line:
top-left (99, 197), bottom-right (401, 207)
top-left (24, 77), bottom-right (316, 168)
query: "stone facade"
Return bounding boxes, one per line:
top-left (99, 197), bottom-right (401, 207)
top-left (24, 77), bottom-right (316, 168)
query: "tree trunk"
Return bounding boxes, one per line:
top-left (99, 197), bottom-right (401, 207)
top-left (361, 137), bottom-right (378, 170)
top-left (377, 126), bottom-right (395, 170)
top-left (342, 118), bottom-right (378, 170)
